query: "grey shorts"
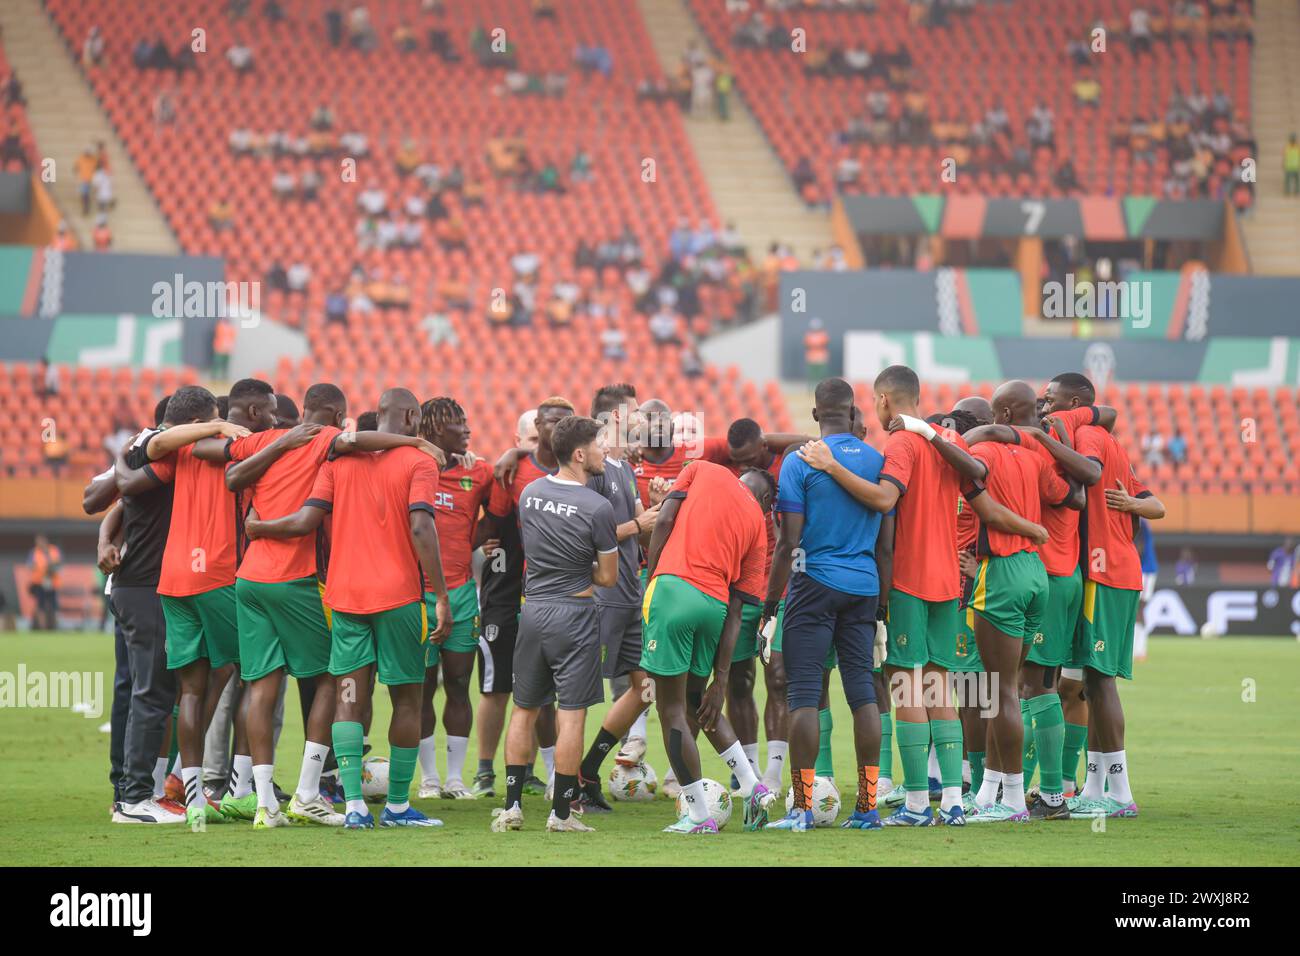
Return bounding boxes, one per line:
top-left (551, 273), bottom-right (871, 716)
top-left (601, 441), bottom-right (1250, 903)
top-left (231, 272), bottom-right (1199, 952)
top-left (598, 603), bottom-right (643, 679)
top-left (514, 598), bottom-right (603, 711)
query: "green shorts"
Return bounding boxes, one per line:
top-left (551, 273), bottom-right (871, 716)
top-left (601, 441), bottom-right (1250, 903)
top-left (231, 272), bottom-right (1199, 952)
top-left (884, 590), bottom-right (962, 671)
top-left (162, 585), bottom-right (239, 671)
top-left (770, 599), bottom-right (836, 669)
top-left (640, 574), bottom-right (727, 678)
top-left (235, 576), bottom-right (330, 681)
top-left (1074, 580), bottom-right (1140, 680)
top-left (329, 600), bottom-right (427, 686)
top-left (730, 602), bottom-right (764, 663)
top-left (1028, 567), bottom-right (1082, 667)
top-left (955, 608), bottom-right (983, 673)
top-left (969, 551), bottom-right (1048, 641)
top-left (424, 581), bottom-right (480, 667)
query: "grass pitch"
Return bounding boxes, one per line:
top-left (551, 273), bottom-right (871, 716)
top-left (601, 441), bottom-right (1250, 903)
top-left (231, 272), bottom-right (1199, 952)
top-left (1, 632), bottom-right (1297, 866)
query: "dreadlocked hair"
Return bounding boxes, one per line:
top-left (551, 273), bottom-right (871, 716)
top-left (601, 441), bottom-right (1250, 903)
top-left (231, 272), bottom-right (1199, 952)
top-left (420, 396), bottom-right (465, 441)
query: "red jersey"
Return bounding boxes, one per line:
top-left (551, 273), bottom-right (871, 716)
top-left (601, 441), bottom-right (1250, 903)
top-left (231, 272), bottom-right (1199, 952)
top-left (154, 444), bottom-right (239, 597)
top-left (698, 436), bottom-right (785, 489)
top-left (653, 459), bottom-right (767, 605)
top-left (309, 446), bottom-right (441, 614)
top-left (433, 459), bottom-right (494, 589)
top-left (487, 452), bottom-right (556, 517)
top-left (1076, 425), bottom-right (1150, 590)
top-left (228, 426), bottom-right (341, 584)
top-left (632, 444), bottom-right (690, 507)
top-left (970, 442), bottom-right (1070, 558)
top-left (880, 430), bottom-right (969, 601)
top-left (1032, 405), bottom-right (1098, 577)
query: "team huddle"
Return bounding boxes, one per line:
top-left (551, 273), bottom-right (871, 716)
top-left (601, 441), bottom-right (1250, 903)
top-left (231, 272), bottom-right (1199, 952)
top-left (90, 364), bottom-right (1162, 833)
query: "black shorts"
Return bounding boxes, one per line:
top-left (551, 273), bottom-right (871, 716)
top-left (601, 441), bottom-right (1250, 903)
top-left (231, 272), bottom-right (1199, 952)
top-left (476, 604), bottom-right (519, 695)
top-left (598, 603), bottom-right (643, 679)
top-left (782, 572), bottom-right (877, 713)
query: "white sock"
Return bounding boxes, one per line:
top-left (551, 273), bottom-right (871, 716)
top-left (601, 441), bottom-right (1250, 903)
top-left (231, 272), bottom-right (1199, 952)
top-left (231, 754), bottom-right (254, 798)
top-left (418, 734), bottom-right (440, 785)
top-left (682, 778), bottom-right (710, 823)
top-left (446, 735), bottom-right (469, 784)
top-left (539, 745), bottom-right (556, 780)
top-left (182, 766), bottom-right (205, 810)
top-left (905, 788), bottom-right (929, 813)
top-left (346, 798), bottom-right (367, 816)
top-left (1104, 750), bottom-right (1132, 803)
top-left (941, 786), bottom-right (962, 812)
top-left (962, 759), bottom-right (971, 786)
top-left (152, 757), bottom-right (168, 798)
top-left (927, 744), bottom-right (940, 781)
top-left (170, 754), bottom-right (183, 777)
top-left (1082, 751), bottom-right (1105, 800)
top-left (386, 800), bottom-right (410, 814)
top-left (879, 775), bottom-right (894, 794)
top-left (764, 740), bottom-right (788, 783)
top-left (742, 742), bottom-right (760, 776)
top-left (253, 764), bottom-right (276, 810)
top-left (1002, 772), bottom-right (1026, 812)
top-left (976, 769), bottom-right (1002, 807)
top-left (719, 740), bottom-right (760, 797)
top-left (628, 707), bottom-right (649, 740)
top-left (296, 741), bottom-right (329, 802)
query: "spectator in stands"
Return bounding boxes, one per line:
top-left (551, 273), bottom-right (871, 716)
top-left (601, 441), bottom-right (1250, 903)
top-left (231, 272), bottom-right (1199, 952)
top-left (226, 41), bottom-right (255, 74)
top-left (92, 214), bottom-right (112, 251)
top-left (208, 195), bottom-right (235, 231)
top-left (37, 357), bottom-right (58, 397)
top-left (75, 149), bottom-right (96, 216)
top-left (1028, 100), bottom-right (1055, 148)
top-left (1066, 36), bottom-right (1091, 66)
top-left (300, 166), bottom-right (321, 201)
top-left (669, 218), bottom-right (693, 262)
top-left (650, 306), bottom-right (682, 346)
top-left (1268, 539), bottom-right (1298, 588)
top-left (1284, 134), bottom-right (1300, 197)
top-left (570, 146), bottom-right (593, 183)
top-left (394, 21), bottom-right (419, 52)
top-left (715, 67), bottom-right (733, 121)
top-left (325, 288), bottom-right (348, 325)
top-left (395, 138), bottom-right (421, 177)
top-left (1, 128), bottom-right (26, 171)
top-left (287, 261), bottom-right (311, 294)
top-left (227, 0), bottom-right (251, 18)
top-left (153, 90), bottom-right (176, 126)
top-left (358, 182), bottom-right (387, 216)
top-left (271, 166), bottom-right (296, 200)
top-left (1129, 6), bottom-right (1153, 55)
top-left (1073, 70), bottom-right (1101, 107)
top-left (264, 0), bottom-right (286, 23)
top-left (533, 0), bottom-right (557, 18)
top-left (1055, 158), bottom-right (1080, 192)
top-left (1142, 430), bottom-right (1165, 468)
top-left (1167, 429), bottom-right (1187, 465)
top-left (92, 165), bottom-right (114, 213)
top-left (421, 311), bottom-right (458, 348)
top-left (52, 221), bottom-right (76, 251)
top-left (792, 155), bottom-right (816, 194)
top-left (266, 260), bottom-right (289, 292)
top-left (1210, 88), bottom-right (1233, 121)
top-left (325, 7), bottom-right (344, 47)
top-left (601, 316), bottom-right (627, 361)
top-left (212, 318), bottom-right (236, 379)
top-left (310, 103), bottom-right (336, 131)
top-left (27, 535), bottom-right (62, 631)
top-left (339, 130), bottom-right (369, 158)
top-left (172, 40), bottom-right (197, 75)
top-left (680, 344), bottom-right (704, 379)
top-left (349, 5), bottom-right (378, 51)
top-left (83, 26), bottom-right (105, 68)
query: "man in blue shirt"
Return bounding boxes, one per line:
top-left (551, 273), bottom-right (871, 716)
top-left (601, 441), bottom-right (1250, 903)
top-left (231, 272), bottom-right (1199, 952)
top-left (762, 377), bottom-right (885, 830)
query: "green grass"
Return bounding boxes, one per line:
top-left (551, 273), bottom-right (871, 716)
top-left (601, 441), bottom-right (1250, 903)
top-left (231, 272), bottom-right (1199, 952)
top-left (2, 632), bottom-right (1298, 866)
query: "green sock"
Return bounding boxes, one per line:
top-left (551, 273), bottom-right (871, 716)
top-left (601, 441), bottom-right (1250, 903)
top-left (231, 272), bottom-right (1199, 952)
top-left (897, 720), bottom-right (931, 792)
top-left (879, 713), bottom-right (894, 780)
top-left (167, 704), bottom-right (180, 768)
top-left (968, 750), bottom-right (985, 793)
top-left (1020, 699), bottom-right (1037, 785)
top-left (1029, 694), bottom-right (1065, 795)
top-left (814, 708), bottom-right (834, 777)
top-left (929, 719), bottom-right (963, 789)
top-left (387, 745), bottom-right (418, 806)
top-left (332, 720), bottom-right (365, 802)
top-left (1062, 722), bottom-right (1088, 792)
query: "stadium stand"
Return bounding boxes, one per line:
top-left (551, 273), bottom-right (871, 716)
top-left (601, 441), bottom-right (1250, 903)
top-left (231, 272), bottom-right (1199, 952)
top-left (0, 41), bottom-right (37, 174)
top-left (687, 0), bottom-right (1255, 206)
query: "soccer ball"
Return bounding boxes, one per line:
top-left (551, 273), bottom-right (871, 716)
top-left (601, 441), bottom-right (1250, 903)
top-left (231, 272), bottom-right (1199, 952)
top-left (1199, 621), bottom-right (1222, 640)
top-left (608, 762), bottom-right (658, 802)
top-left (674, 778), bottom-right (733, 828)
top-left (361, 756), bottom-right (389, 802)
top-left (785, 775), bottom-right (841, 826)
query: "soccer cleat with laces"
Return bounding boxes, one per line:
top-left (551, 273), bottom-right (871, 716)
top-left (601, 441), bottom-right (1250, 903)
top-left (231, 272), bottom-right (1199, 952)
top-left (219, 791), bottom-right (258, 821)
top-left (841, 809), bottom-right (882, 829)
top-left (523, 774), bottom-right (548, 796)
top-left (343, 809), bottom-right (375, 829)
top-left (936, 805), bottom-right (966, 826)
top-left (112, 798), bottom-right (186, 824)
top-left (253, 805), bottom-right (293, 829)
top-left (418, 780), bottom-right (443, 799)
top-left (1066, 795), bottom-right (1109, 818)
top-left (470, 771), bottom-right (496, 799)
top-left (1102, 797), bottom-right (1139, 818)
top-left (440, 780), bottom-right (476, 800)
top-left (380, 805), bottom-right (443, 827)
top-left (1028, 797), bottom-right (1072, 820)
top-left (614, 735), bottom-right (647, 767)
top-left (967, 802), bottom-right (1029, 823)
top-left (765, 808), bottom-right (815, 831)
top-left (882, 784), bottom-right (907, 808)
top-left (742, 782), bottom-right (777, 831)
top-left (545, 811), bottom-right (595, 832)
top-left (882, 804), bottom-right (934, 827)
top-left (962, 791), bottom-right (979, 815)
top-left (287, 793), bottom-right (345, 826)
top-left (578, 778), bottom-right (613, 813)
top-left (663, 815), bottom-right (719, 834)
top-left (490, 803), bottom-right (524, 831)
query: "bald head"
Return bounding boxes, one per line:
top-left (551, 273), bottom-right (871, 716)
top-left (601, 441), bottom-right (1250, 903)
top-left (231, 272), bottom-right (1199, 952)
top-left (954, 396), bottom-right (994, 425)
top-left (991, 380), bottom-right (1038, 426)
top-left (378, 387), bottom-right (421, 436)
top-left (639, 398), bottom-right (673, 450)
